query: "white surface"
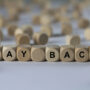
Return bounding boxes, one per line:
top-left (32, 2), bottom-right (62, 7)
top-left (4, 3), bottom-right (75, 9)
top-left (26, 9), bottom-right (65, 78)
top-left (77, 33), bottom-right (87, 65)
top-left (0, 62), bottom-right (90, 90)
top-left (0, 4), bottom-right (90, 90)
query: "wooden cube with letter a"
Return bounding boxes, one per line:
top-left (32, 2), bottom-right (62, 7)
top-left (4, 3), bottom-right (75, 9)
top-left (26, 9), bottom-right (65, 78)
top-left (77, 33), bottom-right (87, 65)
top-left (2, 45), bottom-right (16, 61)
top-left (46, 45), bottom-right (60, 62)
top-left (60, 45), bottom-right (75, 62)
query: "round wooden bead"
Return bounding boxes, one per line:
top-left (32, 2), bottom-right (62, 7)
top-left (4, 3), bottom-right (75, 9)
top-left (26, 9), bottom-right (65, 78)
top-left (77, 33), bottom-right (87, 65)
top-left (66, 35), bottom-right (80, 46)
top-left (60, 16), bottom-right (70, 23)
top-left (16, 34), bottom-right (30, 45)
top-left (7, 24), bottom-right (18, 36)
top-left (85, 28), bottom-right (90, 40)
top-left (40, 25), bottom-right (52, 37)
top-left (72, 10), bottom-right (82, 19)
top-left (78, 18), bottom-right (89, 29)
top-left (0, 15), bottom-right (5, 28)
top-left (60, 45), bottom-right (75, 62)
top-left (21, 25), bottom-right (33, 37)
top-left (46, 45), bottom-right (60, 62)
top-left (75, 46), bottom-right (89, 62)
top-left (0, 30), bottom-right (3, 41)
top-left (31, 45), bottom-right (45, 62)
top-left (8, 8), bottom-right (19, 21)
top-left (14, 28), bottom-right (24, 37)
top-left (2, 45), bottom-right (16, 61)
top-left (32, 16), bottom-right (40, 25)
top-left (40, 15), bottom-right (51, 25)
top-left (17, 45), bottom-right (31, 61)
top-left (61, 23), bottom-right (72, 35)
top-left (33, 32), bottom-right (48, 45)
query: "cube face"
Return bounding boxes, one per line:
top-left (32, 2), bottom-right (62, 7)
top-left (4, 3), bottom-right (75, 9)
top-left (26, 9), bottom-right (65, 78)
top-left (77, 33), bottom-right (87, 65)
top-left (75, 48), bottom-right (89, 62)
top-left (46, 46), bottom-right (60, 62)
top-left (31, 46), bottom-right (45, 62)
top-left (60, 48), bottom-right (75, 62)
top-left (3, 46), bottom-right (16, 61)
top-left (17, 45), bottom-right (31, 61)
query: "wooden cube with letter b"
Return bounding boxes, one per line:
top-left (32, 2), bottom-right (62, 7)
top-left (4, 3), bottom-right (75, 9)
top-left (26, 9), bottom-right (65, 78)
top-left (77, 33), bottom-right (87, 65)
top-left (46, 45), bottom-right (60, 62)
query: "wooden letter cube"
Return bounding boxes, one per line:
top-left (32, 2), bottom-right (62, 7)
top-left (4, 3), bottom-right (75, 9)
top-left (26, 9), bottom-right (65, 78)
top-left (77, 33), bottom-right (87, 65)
top-left (17, 45), bottom-right (31, 61)
top-left (2, 45), bottom-right (16, 61)
top-left (31, 45), bottom-right (45, 62)
top-left (75, 46), bottom-right (89, 62)
top-left (60, 45), bottom-right (75, 62)
top-left (46, 45), bottom-right (60, 62)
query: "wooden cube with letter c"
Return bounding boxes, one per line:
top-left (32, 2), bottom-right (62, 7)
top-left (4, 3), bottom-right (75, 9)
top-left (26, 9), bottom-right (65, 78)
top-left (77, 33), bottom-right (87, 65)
top-left (75, 45), bottom-right (89, 62)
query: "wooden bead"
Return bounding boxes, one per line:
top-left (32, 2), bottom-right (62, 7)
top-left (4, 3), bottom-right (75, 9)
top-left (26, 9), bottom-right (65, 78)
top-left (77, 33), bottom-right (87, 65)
top-left (7, 24), bottom-right (18, 36)
top-left (46, 45), bottom-right (60, 62)
top-left (32, 16), bottom-right (40, 25)
top-left (72, 10), bottom-right (82, 19)
top-left (33, 32), bottom-right (48, 45)
top-left (40, 25), bottom-right (52, 37)
top-left (61, 23), bottom-right (72, 35)
top-left (75, 46), bottom-right (89, 62)
top-left (60, 16), bottom-right (70, 23)
top-left (40, 15), bottom-right (51, 25)
top-left (2, 45), bottom-right (16, 61)
top-left (8, 8), bottom-right (19, 21)
top-left (15, 34), bottom-right (30, 45)
top-left (31, 45), bottom-right (45, 62)
top-left (0, 30), bottom-right (3, 41)
top-left (14, 28), bottom-right (23, 37)
top-left (17, 45), bottom-right (31, 61)
top-left (0, 15), bottom-right (5, 28)
top-left (78, 18), bottom-right (89, 29)
top-left (0, 46), bottom-right (2, 60)
top-left (60, 45), bottom-right (75, 62)
top-left (84, 28), bottom-right (90, 40)
top-left (66, 35), bottom-right (80, 46)
top-left (53, 13), bottom-right (61, 22)
top-left (21, 25), bottom-right (33, 37)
